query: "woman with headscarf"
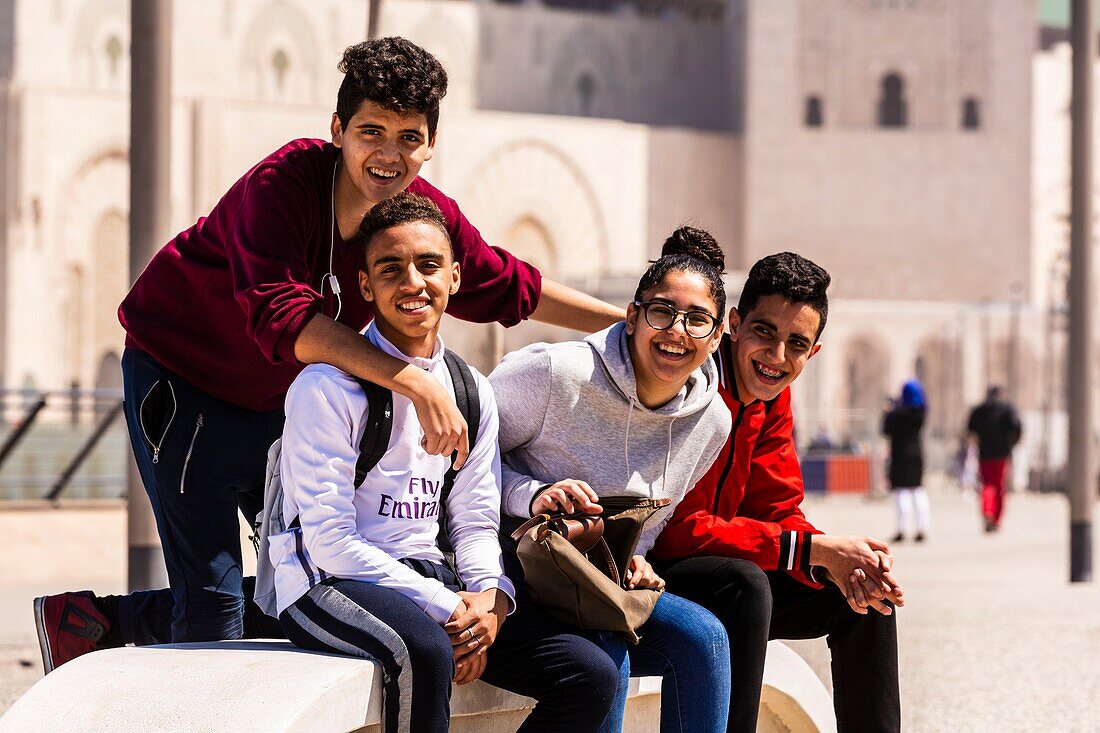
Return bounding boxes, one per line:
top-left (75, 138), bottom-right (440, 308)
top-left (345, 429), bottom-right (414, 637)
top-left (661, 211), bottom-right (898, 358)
top-left (882, 380), bottom-right (929, 542)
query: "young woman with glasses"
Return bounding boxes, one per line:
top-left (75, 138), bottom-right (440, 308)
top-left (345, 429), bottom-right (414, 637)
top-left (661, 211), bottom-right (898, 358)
top-left (487, 227), bottom-right (735, 732)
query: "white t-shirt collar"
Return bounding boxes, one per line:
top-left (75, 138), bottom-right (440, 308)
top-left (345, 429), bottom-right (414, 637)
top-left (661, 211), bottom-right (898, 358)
top-left (364, 320), bottom-right (445, 371)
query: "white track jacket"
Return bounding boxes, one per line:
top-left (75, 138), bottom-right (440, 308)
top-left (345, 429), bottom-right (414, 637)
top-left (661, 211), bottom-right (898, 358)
top-left (270, 322), bottom-right (516, 622)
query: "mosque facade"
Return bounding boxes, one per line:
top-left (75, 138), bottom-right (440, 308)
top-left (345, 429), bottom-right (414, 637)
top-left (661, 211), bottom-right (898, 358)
top-left (0, 0), bottom-right (1072, 481)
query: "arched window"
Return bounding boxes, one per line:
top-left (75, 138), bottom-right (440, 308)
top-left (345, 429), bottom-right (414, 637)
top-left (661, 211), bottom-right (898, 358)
top-left (105, 35), bottom-right (123, 78)
top-left (805, 95), bottom-right (824, 127)
top-left (91, 210), bottom-right (128, 386)
top-left (878, 73), bottom-right (907, 128)
top-left (962, 97), bottom-right (981, 130)
top-left (95, 351), bottom-right (123, 392)
top-left (272, 48), bottom-right (290, 92)
top-left (577, 72), bottom-right (597, 116)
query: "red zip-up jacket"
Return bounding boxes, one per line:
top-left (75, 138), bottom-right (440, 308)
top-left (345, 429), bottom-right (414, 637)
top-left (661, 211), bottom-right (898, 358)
top-left (652, 334), bottom-right (823, 588)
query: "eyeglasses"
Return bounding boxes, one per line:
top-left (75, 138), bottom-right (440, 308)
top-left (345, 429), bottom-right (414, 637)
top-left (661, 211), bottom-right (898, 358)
top-left (633, 301), bottom-right (720, 339)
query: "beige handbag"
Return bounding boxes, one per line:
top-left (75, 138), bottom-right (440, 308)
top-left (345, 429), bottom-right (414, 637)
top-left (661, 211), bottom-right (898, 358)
top-left (510, 496), bottom-right (670, 643)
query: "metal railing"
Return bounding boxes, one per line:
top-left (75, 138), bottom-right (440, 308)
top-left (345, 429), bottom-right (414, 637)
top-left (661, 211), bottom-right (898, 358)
top-left (0, 388), bottom-right (127, 501)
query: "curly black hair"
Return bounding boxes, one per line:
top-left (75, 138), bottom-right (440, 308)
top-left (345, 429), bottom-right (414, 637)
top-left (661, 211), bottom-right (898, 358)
top-left (737, 252), bottom-right (831, 341)
top-left (633, 226), bottom-right (726, 316)
top-left (337, 37), bottom-right (449, 138)
top-left (359, 193), bottom-right (451, 258)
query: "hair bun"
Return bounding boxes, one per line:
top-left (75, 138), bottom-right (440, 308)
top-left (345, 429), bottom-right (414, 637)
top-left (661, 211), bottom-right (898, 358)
top-left (661, 226), bottom-right (724, 272)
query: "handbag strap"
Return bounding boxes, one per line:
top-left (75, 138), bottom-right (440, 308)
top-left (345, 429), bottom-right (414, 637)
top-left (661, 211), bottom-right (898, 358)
top-left (509, 511), bottom-right (607, 541)
top-left (590, 536), bottom-right (620, 584)
top-left (510, 513), bottom-right (552, 542)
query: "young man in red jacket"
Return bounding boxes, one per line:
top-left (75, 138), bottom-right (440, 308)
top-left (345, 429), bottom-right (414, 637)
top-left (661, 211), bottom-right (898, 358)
top-left (34, 37), bottom-right (622, 672)
top-left (653, 252), bottom-right (903, 733)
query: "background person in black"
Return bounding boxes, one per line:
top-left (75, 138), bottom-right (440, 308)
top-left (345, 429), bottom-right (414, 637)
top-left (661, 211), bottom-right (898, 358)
top-left (882, 380), bottom-right (930, 542)
top-left (967, 386), bottom-right (1022, 532)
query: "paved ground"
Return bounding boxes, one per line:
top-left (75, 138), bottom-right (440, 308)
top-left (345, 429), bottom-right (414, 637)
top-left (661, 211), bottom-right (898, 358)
top-left (792, 482), bottom-right (1100, 732)
top-left (2, 485), bottom-right (1099, 731)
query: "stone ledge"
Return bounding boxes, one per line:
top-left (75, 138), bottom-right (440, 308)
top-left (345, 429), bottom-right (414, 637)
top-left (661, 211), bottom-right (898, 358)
top-left (0, 640), bottom-right (834, 733)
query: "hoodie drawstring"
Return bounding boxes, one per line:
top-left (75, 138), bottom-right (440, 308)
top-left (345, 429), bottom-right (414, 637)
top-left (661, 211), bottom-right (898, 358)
top-left (624, 397), bottom-right (635, 482)
top-left (625, 397), bottom-right (677, 501)
top-left (663, 417), bottom-right (675, 499)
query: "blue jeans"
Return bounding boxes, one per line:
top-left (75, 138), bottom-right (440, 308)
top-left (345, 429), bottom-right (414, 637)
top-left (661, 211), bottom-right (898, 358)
top-left (597, 591), bottom-right (731, 733)
top-left (121, 348), bottom-right (285, 642)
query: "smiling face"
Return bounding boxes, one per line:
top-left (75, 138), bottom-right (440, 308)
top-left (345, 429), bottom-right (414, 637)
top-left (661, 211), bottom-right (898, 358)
top-left (728, 293), bottom-right (822, 404)
top-left (625, 269), bottom-right (724, 409)
top-left (331, 100), bottom-right (435, 215)
top-left (359, 220), bottom-right (459, 359)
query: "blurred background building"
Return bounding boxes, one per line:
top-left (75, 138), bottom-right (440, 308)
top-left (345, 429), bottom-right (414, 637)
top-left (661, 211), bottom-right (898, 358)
top-left (0, 0), bottom-right (1087, 497)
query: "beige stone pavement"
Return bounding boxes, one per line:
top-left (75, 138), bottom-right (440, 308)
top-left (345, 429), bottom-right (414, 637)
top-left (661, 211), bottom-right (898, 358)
top-left (1, 485), bottom-right (1099, 731)
top-left (792, 483), bottom-right (1100, 733)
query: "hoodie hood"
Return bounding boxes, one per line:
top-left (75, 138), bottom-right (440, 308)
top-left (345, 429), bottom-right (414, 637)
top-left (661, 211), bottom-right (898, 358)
top-left (584, 322), bottom-right (721, 420)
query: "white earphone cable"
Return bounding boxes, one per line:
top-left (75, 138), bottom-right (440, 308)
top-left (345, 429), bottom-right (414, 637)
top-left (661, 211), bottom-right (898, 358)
top-left (323, 159), bottom-right (343, 321)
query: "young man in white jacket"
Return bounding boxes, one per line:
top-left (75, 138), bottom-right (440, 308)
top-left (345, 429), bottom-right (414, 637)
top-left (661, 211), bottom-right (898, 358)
top-left (272, 193), bottom-right (619, 733)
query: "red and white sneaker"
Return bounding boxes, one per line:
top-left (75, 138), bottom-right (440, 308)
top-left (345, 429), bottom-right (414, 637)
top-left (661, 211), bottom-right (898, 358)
top-left (33, 591), bottom-right (110, 674)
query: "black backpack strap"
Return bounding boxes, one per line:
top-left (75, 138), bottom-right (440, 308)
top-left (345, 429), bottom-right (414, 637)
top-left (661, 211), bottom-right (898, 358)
top-left (354, 378), bottom-right (394, 488)
top-left (438, 351), bottom-right (481, 556)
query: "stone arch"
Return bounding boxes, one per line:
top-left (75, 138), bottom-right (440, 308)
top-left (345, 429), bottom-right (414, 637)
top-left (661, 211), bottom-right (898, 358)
top-left (504, 215), bottom-right (557, 278)
top-left (460, 139), bottom-right (609, 281)
top-left (239, 1), bottom-right (321, 103)
top-left (90, 210), bottom-right (129, 375)
top-left (54, 150), bottom-right (129, 388)
top-left (95, 350), bottom-right (123, 391)
top-left (549, 28), bottom-right (621, 118)
top-left (840, 333), bottom-right (891, 442)
top-left (915, 335), bottom-right (963, 439)
top-left (71, 0), bottom-right (129, 90)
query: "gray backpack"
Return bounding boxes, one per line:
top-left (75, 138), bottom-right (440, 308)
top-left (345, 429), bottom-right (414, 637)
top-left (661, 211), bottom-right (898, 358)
top-left (252, 352), bottom-right (481, 618)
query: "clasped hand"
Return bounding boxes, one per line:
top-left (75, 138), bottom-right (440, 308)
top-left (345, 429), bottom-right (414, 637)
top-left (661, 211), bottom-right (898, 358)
top-left (811, 535), bottom-right (905, 616)
top-left (443, 589), bottom-right (509, 685)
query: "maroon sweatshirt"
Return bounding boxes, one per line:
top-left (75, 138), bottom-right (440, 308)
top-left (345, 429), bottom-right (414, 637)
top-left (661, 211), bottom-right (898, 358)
top-left (119, 138), bottom-right (542, 412)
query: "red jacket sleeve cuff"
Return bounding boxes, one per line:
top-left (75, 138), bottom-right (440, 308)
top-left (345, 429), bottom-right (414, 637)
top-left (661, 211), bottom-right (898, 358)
top-left (777, 530), bottom-right (814, 575)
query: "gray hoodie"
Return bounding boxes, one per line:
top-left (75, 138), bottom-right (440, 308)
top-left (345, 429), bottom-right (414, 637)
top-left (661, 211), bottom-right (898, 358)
top-left (490, 321), bottom-right (733, 556)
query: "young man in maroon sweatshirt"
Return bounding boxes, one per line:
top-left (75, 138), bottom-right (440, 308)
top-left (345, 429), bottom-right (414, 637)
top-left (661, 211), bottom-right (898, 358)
top-left (653, 253), bottom-right (904, 733)
top-left (34, 37), bottom-right (621, 672)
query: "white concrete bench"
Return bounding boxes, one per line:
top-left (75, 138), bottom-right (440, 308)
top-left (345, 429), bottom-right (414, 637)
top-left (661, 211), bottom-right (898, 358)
top-left (0, 640), bottom-right (835, 733)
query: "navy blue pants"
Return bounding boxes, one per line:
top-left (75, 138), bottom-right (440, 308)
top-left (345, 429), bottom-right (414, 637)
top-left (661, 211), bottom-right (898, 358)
top-left (121, 348), bottom-right (285, 642)
top-left (281, 565), bottom-right (619, 733)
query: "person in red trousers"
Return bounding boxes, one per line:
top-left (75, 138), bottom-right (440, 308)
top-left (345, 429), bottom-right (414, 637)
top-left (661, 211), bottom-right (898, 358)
top-left (966, 386), bottom-right (1022, 532)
